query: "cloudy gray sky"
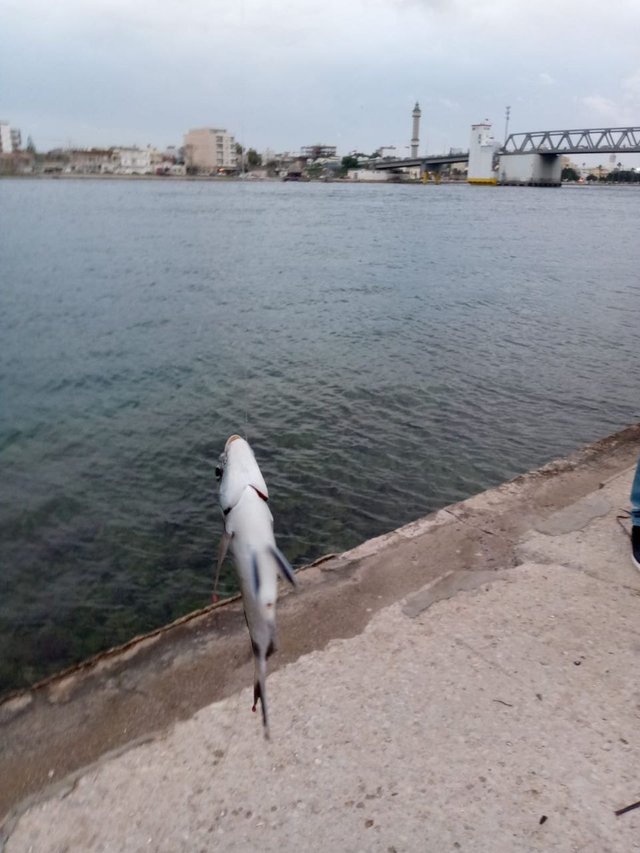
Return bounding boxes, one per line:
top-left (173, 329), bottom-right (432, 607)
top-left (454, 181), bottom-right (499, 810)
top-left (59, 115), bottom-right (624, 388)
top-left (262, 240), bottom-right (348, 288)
top-left (2, 0), bottom-right (640, 157)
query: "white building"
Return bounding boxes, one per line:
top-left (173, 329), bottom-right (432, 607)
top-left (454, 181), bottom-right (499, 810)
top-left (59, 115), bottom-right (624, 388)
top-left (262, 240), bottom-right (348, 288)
top-left (112, 146), bottom-right (155, 174)
top-left (67, 148), bottom-right (114, 173)
top-left (0, 121), bottom-right (14, 153)
top-left (183, 128), bottom-right (238, 172)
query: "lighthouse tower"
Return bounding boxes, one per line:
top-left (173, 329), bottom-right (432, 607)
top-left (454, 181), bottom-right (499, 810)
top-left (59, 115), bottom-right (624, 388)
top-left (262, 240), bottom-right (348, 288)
top-left (411, 102), bottom-right (421, 158)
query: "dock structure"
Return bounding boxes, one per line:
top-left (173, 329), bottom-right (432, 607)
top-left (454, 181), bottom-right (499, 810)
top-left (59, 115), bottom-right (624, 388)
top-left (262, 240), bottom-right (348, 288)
top-left (2, 424), bottom-right (640, 851)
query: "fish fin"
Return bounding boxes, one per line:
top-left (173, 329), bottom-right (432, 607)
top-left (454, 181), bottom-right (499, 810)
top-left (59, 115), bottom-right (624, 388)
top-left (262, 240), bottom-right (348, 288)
top-left (213, 531), bottom-right (232, 599)
top-left (269, 545), bottom-right (297, 587)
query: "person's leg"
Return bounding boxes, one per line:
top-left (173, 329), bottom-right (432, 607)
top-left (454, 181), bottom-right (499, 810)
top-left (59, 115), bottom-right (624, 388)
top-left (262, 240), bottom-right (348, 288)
top-left (630, 457), bottom-right (640, 570)
top-left (631, 457), bottom-right (640, 526)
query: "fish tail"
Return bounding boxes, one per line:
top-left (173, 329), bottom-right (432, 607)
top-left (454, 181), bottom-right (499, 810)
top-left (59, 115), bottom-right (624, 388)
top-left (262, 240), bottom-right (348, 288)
top-left (253, 654), bottom-right (270, 739)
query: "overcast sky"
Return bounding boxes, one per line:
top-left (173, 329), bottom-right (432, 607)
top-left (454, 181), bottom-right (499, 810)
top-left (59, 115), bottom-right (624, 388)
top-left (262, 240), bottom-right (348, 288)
top-left (2, 0), bottom-right (640, 158)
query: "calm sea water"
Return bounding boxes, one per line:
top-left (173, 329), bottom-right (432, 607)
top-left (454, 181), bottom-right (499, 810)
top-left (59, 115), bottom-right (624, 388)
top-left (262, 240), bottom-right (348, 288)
top-left (1, 177), bottom-right (639, 694)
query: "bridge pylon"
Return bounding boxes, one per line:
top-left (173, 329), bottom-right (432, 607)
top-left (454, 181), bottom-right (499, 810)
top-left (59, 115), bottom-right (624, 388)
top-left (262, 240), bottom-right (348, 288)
top-left (468, 122), bottom-right (497, 185)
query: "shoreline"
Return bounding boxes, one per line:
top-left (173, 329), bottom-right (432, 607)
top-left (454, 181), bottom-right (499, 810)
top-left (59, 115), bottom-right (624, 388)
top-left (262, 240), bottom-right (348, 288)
top-left (3, 173), bottom-right (638, 187)
top-left (0, 172), bottom-right (432, 185)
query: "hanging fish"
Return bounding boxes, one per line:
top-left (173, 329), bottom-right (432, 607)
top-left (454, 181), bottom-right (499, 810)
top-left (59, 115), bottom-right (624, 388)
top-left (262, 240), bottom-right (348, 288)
top-left (214, 435), bottom-right (296, 739)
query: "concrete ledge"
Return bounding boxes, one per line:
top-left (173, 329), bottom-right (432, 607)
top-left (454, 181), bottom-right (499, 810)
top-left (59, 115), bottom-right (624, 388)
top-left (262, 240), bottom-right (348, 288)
top-left (2, 423), bottom-right (640, 849)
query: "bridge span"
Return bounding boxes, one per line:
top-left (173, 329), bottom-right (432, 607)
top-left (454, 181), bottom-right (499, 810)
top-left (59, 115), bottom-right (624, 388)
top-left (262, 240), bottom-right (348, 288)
top-left (502, 126), bottom-right (640, 156)
top-left (372, 152), bottom-right (468, 171)
top-left (495, 125), bottom-right (640, 186)
top-left (365, 125), bottom-right (640, 187)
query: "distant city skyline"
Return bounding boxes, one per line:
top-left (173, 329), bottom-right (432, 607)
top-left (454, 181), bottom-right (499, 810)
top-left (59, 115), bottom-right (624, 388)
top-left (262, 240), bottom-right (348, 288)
top-left (3, 0), bottom-right (640, 161)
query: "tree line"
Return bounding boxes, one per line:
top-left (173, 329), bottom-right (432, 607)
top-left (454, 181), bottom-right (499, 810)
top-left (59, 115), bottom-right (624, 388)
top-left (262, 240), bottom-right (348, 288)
top-left (562, 166), bottom-right (640, 183)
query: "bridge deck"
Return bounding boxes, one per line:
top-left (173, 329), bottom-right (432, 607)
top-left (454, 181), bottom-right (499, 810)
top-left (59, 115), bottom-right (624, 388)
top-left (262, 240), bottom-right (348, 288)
top-left (373, 153), bottom-right (469, 170)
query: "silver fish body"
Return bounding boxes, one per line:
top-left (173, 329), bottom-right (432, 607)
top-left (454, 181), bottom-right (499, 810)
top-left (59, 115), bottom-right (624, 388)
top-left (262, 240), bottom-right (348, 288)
top-left (215, 435), bottom-right (296, 738)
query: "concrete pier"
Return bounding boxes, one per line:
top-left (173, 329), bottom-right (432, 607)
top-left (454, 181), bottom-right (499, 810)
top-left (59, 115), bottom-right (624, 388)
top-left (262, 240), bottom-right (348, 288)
top-left (2, 424), bottom-right (640, 852)
top-left (498, 152), bottom-right (562, 187)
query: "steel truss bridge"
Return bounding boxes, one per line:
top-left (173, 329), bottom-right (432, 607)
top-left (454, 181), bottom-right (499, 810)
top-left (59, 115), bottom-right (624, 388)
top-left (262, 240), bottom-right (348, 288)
top-left (371, 126), bottom-right (640, 172)
top-left (502, 127), bottom-right (640, 156)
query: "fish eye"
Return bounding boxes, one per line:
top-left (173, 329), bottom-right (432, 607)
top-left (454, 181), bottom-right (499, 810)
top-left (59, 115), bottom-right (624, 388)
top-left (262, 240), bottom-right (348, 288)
top-left (215, 451), bottom-right (227, 481)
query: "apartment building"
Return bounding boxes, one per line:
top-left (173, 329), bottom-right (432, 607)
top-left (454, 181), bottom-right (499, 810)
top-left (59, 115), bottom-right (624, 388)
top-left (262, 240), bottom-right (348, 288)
top-left (183, 128), bottom-right (238, 172)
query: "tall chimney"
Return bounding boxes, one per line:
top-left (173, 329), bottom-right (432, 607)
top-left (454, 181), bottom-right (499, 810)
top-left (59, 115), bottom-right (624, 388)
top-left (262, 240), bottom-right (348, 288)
top-left (411, 102), bottom-right (421, 158)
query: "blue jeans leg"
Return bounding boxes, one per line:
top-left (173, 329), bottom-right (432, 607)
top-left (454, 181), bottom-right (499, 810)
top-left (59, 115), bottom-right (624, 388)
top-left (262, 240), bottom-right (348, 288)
top-left (631, 457), bottom-right (640, 527)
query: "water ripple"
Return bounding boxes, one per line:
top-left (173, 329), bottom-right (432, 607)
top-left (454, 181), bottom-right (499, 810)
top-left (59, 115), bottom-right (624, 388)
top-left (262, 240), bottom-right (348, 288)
top-left (0, 179), bottom-right (638, 694)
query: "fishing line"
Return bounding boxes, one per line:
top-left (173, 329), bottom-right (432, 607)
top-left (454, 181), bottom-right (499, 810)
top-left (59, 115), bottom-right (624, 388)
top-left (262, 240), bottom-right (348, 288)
top-left (212, 0), bottom-right (250, 602)
top-left (238, 0), bottom-right (251, 446)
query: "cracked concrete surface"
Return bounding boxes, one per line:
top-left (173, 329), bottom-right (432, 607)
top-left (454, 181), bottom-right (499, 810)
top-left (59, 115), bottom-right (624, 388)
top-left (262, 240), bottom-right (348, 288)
top-left (2, 423), bottom-right (640, 851)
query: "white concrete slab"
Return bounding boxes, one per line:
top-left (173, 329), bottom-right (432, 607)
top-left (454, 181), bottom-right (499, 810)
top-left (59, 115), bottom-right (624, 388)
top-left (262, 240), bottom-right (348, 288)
top-left (6, 564), bottom-right (640, 851)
